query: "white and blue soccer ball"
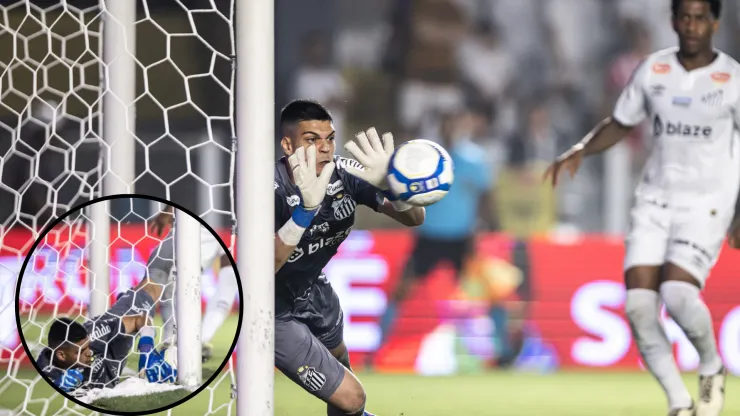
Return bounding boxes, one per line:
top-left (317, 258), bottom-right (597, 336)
top-left (386, 139), bottom-right (454, 207)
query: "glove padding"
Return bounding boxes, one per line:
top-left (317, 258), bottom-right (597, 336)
top-left (288, 145), bottom-right (336, 210)
top-left (344, 127), bottom-right (395, 190)
top-left (138, 337), bottom-right (177, 383)
top-left (54, 368), bottom-right (85, 392)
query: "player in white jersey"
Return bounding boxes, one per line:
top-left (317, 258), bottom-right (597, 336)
top-left (146, 205), bottom-right (239, 362)
top-left (545, 1), bottom-right (738, 415)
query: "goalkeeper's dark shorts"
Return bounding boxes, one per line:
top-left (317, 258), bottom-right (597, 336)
top-left (274, 276), bottom-right (346, 400)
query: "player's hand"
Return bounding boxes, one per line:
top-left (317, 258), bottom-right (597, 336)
top-left (288, 145), bottom-right (336, 210)
top-left (147, 211), bottom-right (173, 238)
top-left (543, 143), bottom-right (586, 187)
top-left (139, 346), bottom-right (177, 383)
top-left (54, 368), bottom-right (85, 393)
top-left (343, 127), bottom-right (395, 190)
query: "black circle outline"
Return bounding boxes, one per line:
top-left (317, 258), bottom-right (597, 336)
top-left (13, 194), bottom-right (244, 415)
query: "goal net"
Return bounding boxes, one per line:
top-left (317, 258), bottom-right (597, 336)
top-left (1, 1), bottom-right (239, 414)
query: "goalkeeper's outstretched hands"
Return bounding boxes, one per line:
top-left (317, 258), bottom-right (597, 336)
top-left (288, 144), bottom-right (335, 210)
top-left (343, 127), bottom-right (395, 191)
top-left (344, 127), bottom-right (413, 212)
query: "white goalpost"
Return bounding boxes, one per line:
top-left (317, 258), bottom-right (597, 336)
top-left (1, 0), bottom-right (246, 414)
top-left (175, 208), bottom-right (203, 388)
top-left (88, 197), bottom-right (111, 318)
top-left (236, 0), bottom-right (276, 414)
top-left (88, 0), bottom-right (137, 319)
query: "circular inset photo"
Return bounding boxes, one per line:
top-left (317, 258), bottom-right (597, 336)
top-left (14, 195), bottom-right (242, 415)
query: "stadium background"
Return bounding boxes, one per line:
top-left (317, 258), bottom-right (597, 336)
top-left (3, 0), bottom-right (740, 414)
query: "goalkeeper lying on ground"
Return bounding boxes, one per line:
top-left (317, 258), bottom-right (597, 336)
top-left (35, 277), bottom-right (176, 394)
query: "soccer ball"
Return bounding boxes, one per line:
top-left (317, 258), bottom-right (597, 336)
top-left (386, 139), bottom-right (454, 206)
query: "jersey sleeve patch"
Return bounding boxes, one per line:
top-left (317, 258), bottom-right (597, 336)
top-left (336, 156), bottom-right (364, 172)
top-left (84, 316), bottom-right (124, 346)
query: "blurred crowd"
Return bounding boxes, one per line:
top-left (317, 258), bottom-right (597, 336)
top-left (288, 0), bottom-right (740, 235)
top-left (5, 0), bottom-right (740, 235)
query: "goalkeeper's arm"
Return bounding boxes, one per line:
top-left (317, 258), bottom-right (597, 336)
top-left (120, 313), bottom-right (149, 335)
top-left (377, 198), bottom-right (425, 227)
top-left (274, 204), bottom-right (317, 272)
top-left (273, 145), bottom-right (335, 272)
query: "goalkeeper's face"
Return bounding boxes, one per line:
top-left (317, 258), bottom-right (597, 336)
top-left (282, 120), bottom-right (336, 175)
top-left (56, 338), bottom-right (93, 369)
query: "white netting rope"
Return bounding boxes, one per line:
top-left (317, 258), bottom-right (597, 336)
top-left (0, 1), bottom-right (237, 414)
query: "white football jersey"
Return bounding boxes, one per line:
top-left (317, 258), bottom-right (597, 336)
top-left (613, 47), bottom-right (740, 206)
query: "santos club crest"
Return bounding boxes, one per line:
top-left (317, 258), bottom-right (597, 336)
top-left (297, 365), bottom-right (326, 392)
top-left (331, 193), bottom-right (356, 220)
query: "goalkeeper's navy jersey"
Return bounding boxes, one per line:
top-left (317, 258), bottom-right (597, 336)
top-left (274, 155), bottom-right (383, 313)
top-left (36, 316), bottom-right (130, 392)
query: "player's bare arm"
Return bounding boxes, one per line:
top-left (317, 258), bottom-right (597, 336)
top-left (377, 200), bottom-right (425, 226)
top-left (728, 192), bottom-right (740, 248)
top-left (274, 237), bottom-right (298, 271)
top-left (544, 117), bottom-right (634, 187)
top-left (120, 313), bottom-right (151, 335)
top-left (344, 128), bottom-right (425, 226)
top-left (147, 204), bottom-right (174, 238)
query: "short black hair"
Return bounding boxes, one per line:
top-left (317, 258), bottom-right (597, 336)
top-left (672, 0), bottom-right (722, 18)
top-left (280, 99), bottom-right (332, 131)
top-left (48, 317), bottom-right (88, 350)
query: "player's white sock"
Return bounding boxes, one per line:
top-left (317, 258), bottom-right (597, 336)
top-left (625, 289), bottom-right (693, 410)
top-left (660, 281), bottom-right (723, 376)
top-left (201, 265), bottom-right (238, 344)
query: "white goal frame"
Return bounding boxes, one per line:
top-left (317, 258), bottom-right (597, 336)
top-left (236, 0), bottom-right (276, 415)
top-left (175, 208), bottom-right (203, 389)
top-left (2, 0), bottom-right (274, 414)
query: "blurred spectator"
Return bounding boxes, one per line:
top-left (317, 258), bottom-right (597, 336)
top-left (394, 0), bottom-right (468, 134)
top-left (510, 101), bottom-right (561, 166)
top-left (616, 0), bottom-right (675, 50)
top-left (604, 20), bottom-right (652, 167)
top-left (373, 109), bottom-right (496, 367)
top-left (291, 32), bottom-right (351, 149)
top-left (496, 101), bottom-right (560, 238)
top-left (456, 21), bottom-right (514, 117)
top-left (544, 0), bottom-right (609, 107)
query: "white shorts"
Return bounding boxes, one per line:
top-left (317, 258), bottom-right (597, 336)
top-left (623, 196), bottom-right (734, 286)
top-left (197, 226), bottom-right (225, 271)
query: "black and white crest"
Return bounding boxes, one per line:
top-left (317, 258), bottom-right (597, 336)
top-left (330, 193), bottom-right (356, 220)
top-left (297, 366), bottom-right (326, 392)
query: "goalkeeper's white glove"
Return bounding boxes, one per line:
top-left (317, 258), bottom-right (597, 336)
top-left (344, 127), bottom-right (412, 212)
top-left (280, 145), bottom-right (336, 246)
top-left (288, 144), bottom-right (335, 210)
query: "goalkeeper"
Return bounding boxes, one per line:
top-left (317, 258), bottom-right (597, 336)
top-left (35, 277), bottom-right (176, 393)
top-left (273, 100), bottom-right (425, 416)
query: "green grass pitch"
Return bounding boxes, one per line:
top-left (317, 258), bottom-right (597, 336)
top-left (4, 369), bottom-right (737, 415)
top-left (3, 313), bottom-right (738, 415)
